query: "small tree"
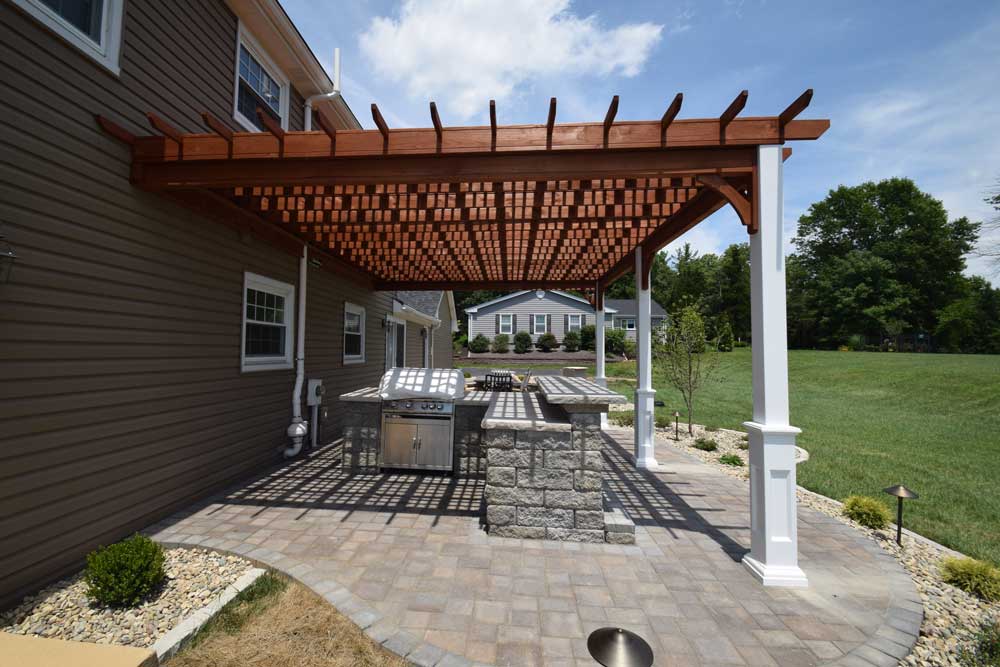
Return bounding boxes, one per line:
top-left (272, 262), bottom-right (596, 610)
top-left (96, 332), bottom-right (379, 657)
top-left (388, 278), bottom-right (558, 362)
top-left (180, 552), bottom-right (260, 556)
top-left (579, 324), bottom-right (596, 351)
top-left (513, 331), bottom-right (532, 353)
top-left (563, 330), bottom-right (581, 352)
top-left (717, 319), bottom-right (734, 352)
top-left (656, 306), bottom-right (718, 435)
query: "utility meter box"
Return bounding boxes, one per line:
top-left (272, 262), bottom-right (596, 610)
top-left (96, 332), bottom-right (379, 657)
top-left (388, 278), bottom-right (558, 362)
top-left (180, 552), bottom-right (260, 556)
top-left (307, 379), bottom-right (324, 406)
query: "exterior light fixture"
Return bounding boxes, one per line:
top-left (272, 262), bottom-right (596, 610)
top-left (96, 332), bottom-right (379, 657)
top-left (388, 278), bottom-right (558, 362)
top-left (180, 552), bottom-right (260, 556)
top-left (883, 485), bottom-right (918, 546)
top-left (587, 627), bottom-right (654, 667)
top-left (672, 411), bottom-right (680, 441)
top-left (0, 231), bottom-right (16, 284)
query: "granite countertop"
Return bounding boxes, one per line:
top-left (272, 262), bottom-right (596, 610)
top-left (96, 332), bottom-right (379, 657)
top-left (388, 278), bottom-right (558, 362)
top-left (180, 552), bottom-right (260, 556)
top-left (456, 390), bottom-right (497, 406)
top-left (339, 387), bottom-right (498, 406)
top-left (535, 376), bottom-right (628, 405)
top-left (481, 392), bottom-right (571, 432)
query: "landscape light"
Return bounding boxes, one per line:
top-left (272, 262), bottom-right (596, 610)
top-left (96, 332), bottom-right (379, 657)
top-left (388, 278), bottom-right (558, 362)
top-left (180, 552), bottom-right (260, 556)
top-left (672, 411), bottom-right (680, 441)
top-left (883, 485), bottom-right (919, 546)
top-left (588, 627), bottom-right (654, 667)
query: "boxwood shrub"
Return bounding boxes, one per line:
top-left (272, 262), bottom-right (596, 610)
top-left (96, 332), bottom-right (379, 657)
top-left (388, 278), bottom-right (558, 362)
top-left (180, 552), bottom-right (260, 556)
top-left (469, 334), bottom-right (490, 353)
top-left (941, 557), bottom-right (1000, 602)
top-left (842, 495), bottom-right (891, 530)
top-left (563, 330), bottom-right (581, 352)
top-left (84, 534), bottom-right (165, 607)
top-left (611, 411), bottom-right (634, 427)
top-left (536, 332), bottom-right (558, 352)
top-left (491, 333), bottom-right (510, 353)
top-left (514, 331), bottom-right (533, 354)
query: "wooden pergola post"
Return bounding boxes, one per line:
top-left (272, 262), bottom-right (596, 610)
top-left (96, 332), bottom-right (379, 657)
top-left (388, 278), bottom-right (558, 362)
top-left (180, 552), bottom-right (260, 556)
top-left (633, 248), bottom-right (658, 468)
top-left (743, 144), bottom-right (807, 587)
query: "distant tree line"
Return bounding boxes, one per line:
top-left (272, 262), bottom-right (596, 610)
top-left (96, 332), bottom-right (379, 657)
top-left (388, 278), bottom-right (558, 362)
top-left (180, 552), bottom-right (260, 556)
top-left (454, 178), bottom-right (1000, 355)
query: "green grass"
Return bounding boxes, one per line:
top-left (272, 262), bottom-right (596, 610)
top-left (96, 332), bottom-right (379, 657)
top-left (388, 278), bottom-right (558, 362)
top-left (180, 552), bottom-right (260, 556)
top-left (601, 348), bottom-right (1000, 565)
top-left (186, 571), bottom-right (288, 648)
top-left (457, 361), bottom-right (576, 370)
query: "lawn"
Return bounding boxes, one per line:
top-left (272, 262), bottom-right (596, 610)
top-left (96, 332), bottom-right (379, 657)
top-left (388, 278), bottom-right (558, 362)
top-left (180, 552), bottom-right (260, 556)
top-left (602, 348), bottom-right (1000, 566)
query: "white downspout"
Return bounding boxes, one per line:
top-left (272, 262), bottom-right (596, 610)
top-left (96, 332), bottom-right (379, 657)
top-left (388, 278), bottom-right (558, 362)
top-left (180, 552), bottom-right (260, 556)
top-left (284, 245), bottom-right (308, 457)
top-left (304, 48), bottom-right (341, 131)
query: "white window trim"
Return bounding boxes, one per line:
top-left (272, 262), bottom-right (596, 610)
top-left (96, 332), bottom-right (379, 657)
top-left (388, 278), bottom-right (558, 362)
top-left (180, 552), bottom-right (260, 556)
top-left (241, 272), bottom-right (295, 373)
top-left (233, 22), bottom-right (291, 133)
top-left (344, 302), bottom-right (366, 365)
top-left (623, 318), bottom-right (636, 331)
top-left (12, 0), bottom-right (123, 75)
top-left (385, 315), bottom-right (405, 369)
top-left (567, 314), bottom-right (583, 332)
top-left (533, 314), bottom-right (547, 335)
top-left (498, 313), bottom-right (513, 335)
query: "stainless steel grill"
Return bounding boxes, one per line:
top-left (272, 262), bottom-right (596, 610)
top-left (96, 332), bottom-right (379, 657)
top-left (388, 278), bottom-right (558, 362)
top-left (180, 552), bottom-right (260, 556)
top-left (378, 368), bottom-right (464, 472)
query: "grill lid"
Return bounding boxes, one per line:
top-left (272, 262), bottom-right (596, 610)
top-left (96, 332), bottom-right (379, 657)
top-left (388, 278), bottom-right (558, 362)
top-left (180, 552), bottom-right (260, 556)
top-left (378, 367), bottom-right (466, 401)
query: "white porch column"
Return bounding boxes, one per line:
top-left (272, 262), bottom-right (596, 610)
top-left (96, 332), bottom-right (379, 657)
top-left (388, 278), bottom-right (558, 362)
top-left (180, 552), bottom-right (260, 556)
top-left (594, 282), bottom-right (607, 429)
top-left (743, 144), bottom-right (808, 587)
top-left (633, 248), bottom-right (658, 468)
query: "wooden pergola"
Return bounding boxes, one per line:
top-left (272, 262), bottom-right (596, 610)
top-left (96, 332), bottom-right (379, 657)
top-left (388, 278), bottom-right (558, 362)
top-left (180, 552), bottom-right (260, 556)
top-left (99, 89), bottom-right (828, 589)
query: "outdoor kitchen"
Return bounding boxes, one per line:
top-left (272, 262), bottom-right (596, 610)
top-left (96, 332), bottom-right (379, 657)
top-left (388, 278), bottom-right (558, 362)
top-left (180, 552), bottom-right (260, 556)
top-left (338, 368), bottom-right (635, 544)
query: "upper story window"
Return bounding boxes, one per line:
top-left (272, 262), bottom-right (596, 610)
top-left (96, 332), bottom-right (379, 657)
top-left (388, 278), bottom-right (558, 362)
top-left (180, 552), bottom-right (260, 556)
top-left (344, 303), bottom-right (366, 364)
top-left (233, 25), bottom-right (289, 132)
top-left (533, 314), bottom-right (547, 335)
top-left (242, 272), bottom-right (295, 372)
top-left (12, 0), bottom-right (124, 74)
top-left (498, 314), bottom-right (513, 335)
top-left (567, 314), bottom-right (583, 332)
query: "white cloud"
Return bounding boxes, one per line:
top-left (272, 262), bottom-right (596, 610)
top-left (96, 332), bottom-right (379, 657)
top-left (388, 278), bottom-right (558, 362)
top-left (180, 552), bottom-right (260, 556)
top-left (358, 0), bottom-right (664, 120)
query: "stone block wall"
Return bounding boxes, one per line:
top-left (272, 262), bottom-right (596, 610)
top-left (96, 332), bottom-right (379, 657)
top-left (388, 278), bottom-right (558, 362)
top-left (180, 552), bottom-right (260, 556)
top-left (341, 402), bottom-right (381, 472)
top-left (454, 405), bottom-right (487, 476)
top-left (484, 411), bottom-right (609, 542)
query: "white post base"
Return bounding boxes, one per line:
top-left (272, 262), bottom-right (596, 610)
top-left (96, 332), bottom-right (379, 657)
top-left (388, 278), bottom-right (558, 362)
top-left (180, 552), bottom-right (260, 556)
top-left (594, 376), bottom-right (609, 430)
top-left (633, 388), bottom-right (658, 468)
top-left (743, 420), bottom-right (807, 588)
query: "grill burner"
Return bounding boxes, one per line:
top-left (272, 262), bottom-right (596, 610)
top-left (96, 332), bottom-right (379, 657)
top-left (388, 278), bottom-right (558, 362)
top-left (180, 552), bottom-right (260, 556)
top-left (378, 368), bottom-right (464, 472)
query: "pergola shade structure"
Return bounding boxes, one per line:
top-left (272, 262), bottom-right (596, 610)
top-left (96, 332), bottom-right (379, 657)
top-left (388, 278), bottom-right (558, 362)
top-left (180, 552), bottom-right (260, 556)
top-left (100, 90), bottom-right (828, 588)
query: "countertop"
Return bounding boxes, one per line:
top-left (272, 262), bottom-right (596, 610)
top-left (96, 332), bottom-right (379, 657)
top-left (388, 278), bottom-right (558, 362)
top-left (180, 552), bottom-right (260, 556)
top-left (481, 392), bottom-right (571, 432)
top-left (338, 387), bottom-right (498, 406)
top-left (535, 376), bottom-right (628, 405)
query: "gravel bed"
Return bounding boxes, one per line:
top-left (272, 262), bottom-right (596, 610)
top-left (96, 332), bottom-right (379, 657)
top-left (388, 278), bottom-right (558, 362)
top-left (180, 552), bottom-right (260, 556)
top-left (649, 424), bottom-right (998, 666)
top-left (1, 547), bottom-right (254, 648)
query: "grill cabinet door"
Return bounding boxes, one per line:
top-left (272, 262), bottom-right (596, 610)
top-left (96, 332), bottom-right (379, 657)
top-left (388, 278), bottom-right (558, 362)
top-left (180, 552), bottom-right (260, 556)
top-left (382, 416), bottom-right (417, 468)
top-left (414, 418), bottom-right (452, 470)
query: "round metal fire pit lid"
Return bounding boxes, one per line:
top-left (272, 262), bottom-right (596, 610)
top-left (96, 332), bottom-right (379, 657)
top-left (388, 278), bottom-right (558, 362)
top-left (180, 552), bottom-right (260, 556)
top-left (587, 627), bottom-right (654, 667)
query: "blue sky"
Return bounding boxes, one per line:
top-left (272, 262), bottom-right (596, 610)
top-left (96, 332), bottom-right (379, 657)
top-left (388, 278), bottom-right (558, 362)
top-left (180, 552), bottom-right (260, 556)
top-left (282, 0), bottom-right (1000, 278)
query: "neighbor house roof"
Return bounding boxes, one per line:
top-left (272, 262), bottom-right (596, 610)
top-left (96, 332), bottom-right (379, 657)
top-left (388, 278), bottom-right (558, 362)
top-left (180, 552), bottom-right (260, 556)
top-left (604, 299), bottom-right (668, 319)
top-left (464, 290), bottom-right (617, 314)
top-left (395, 291), bottom-right (443, 318)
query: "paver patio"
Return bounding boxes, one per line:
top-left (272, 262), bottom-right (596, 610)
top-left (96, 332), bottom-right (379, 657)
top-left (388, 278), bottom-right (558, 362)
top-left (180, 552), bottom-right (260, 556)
top-left (147, 429), bottom-right (921, 666)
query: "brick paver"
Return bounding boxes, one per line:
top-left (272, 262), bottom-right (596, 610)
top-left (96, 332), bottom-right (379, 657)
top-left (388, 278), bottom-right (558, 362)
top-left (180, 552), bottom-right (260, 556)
top-left (146, 428), bottom-right (920, 666)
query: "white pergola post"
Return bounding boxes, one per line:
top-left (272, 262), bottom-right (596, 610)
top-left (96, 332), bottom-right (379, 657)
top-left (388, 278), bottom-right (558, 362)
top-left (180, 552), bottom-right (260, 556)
top-left (594, 282), bottom-right (608, 429)
top-left (742, 144), bottom-right (807, 588)
top-left (633, 248), bottom-right (658, 468)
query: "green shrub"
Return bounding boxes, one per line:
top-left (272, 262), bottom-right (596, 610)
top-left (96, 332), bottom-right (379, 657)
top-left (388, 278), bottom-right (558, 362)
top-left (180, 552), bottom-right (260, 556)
top-left (611, 411), bottom-right (634, 427)
top-left (463, 371), bottom-right (472, 379)
top-left (580, 324), bottom-right (596, 351)
top-left (842, 495), bottom-right (892, 530)
top-left (847, 333), bottom-right (865, 351)
top-left (623, 339), bottom-right (637, 359)
top-left (655, 415), bottom-right (671, 429)
top-left (717, 320), bottom-right (734, 352)
top-left (693, 438), bottom-right (717, 452)
top-left (960, 616), bottom-right (1000, 666)
top-left (734, 339), bottom-right (749, 348)
top-left (491, 333), bottom-right (510, 353)
top-left (453, 334), bottom-right (467, 354)
top-left (537, 332), bottom-right (558, 352)
top-left (469, 334), bottom-right (490, 353)
top-left (704, 425), bottom-right (718, 433)
top-left (514, 331), bottom-right (533, 354)
top-left (719, 453), bottom-right (743, 466)
top-left (563, 330), bottom-right (581, 352)
top-left (605, 328), bottom-right (626, 355)
top-left (84, 534), bottom-right (165, 607)
top-left (941, 558), bottom-right (1000, 602)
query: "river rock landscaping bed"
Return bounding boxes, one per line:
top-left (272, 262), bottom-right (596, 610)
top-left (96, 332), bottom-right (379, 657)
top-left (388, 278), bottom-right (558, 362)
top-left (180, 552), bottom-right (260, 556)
top-left (0, 547), bottom-right (254, 648)
top-left (651, 423), bottom-right (998, 666)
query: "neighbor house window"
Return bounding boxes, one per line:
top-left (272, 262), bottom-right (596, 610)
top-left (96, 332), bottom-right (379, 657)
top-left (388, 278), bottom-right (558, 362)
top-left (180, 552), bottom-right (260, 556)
top-left (13, 0), bottom-right (124, 73)
top-left (567, 314), bottom-right (583, 332)
top-left (242, 272), bottom-right (294, 372)
top-left (622, 318), bottom-right (636, 331)
top-left (344, 302), bottom-right (366, 364)
top-left (499, 313), bottom-right (513, 335)
top-left (533, 314), bottom-right (547, 335)
top-left (233, 26), bottom-right (289, 132)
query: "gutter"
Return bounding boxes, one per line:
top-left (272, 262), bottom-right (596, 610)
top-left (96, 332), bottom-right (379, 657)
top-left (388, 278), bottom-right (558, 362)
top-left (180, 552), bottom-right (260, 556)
top-left (304, 48), bottom-right (341, 131)
top-left (284, 245), bottom-right (308, 457)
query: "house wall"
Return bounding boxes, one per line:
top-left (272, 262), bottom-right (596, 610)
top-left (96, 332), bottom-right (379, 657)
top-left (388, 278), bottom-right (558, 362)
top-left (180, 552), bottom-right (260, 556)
top-left (404, 320), bottom-right (425, 367)
top-left (432, 295), bottom-right (454, 368)
top-left (610, 315), bottom-right (666, 341)
top-left (468, 292), bottom-right (594, 343)
top-left (0, 0), bottom-right (378, 609)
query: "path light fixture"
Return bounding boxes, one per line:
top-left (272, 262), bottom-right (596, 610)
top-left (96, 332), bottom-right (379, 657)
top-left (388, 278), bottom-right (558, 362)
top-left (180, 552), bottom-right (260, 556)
top-left (588, 627), bottom-right (654, 667)
top-left (883, 485), bottom-right (918, 546)
top-left (673, 411), bottom-right (680, 441)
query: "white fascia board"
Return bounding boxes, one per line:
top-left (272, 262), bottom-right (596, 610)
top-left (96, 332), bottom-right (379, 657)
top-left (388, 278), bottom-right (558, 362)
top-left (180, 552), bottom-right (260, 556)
top-left (393, 299), bottom-right (440, 327)
top-left (463, 290), bottom-right (530, 314)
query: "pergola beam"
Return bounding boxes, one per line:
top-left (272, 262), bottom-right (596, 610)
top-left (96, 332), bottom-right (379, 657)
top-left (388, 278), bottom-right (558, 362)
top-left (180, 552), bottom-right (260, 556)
top-left (374, 280), bottom-right (594, 291)
top-left (720, 90), bottom-right (749, 144)
top-left (603, 95), bottom-right (619, 148)
top-left (660, 93), bottom-right (683, 146)
top-left (697, 174), bottom-right (756, 233)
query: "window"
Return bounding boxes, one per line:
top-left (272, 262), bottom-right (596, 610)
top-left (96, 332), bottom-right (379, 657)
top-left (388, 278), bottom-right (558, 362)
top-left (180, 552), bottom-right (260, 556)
top-left (233, 25), bottom-right (289, 132)
top-left (622, 318), bottom-right (636, 331)
top-left (567, 314), bottom-right (583, 332)
top-left (241, 273), bottom-right (294, 372)
top-left (499, 313), bottom-right (513, 335)
top-left (533, 314), bottom-right (547, 335)
top-left (13, 0), bottom-right (124, 74)
top-left (344, 302), bottom-right (366, 364)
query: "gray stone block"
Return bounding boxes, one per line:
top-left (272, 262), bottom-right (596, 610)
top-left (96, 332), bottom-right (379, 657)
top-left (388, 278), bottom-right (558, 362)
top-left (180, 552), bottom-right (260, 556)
top-left (543, 451), bottom-right (581, 470)
top-left (486, 466), bottom-right (516, 487)
top-left (487, 505), bottom-right (516, 526)
top-left (581, 451), bottom-right (604, 471)
top-left (546, 528), bottom-right (605, 542)
top-left (573, 470), bottom-right (602, 491)
top-left (606, 531), bottom-right (636, 544)
top-left (484, 429), bottom-right (516, 449)
top-left (518, 506), bottom-right (574, 528)
top-left (516, 430), bottom-right (573, 450)
top-left (569, 412), bottom-right (601, 428)
top-left (575, 510), bottom-right (605, 530)
top-left (486, 485), bottom-right (544, 507)
top-left (487, 448), bottom-right (531, 467)
top-left (545, 490), bottom-right (603, 510)
top-left (517, 468), bottom-right (573, 490)
top-left (572, 430), bottom-right (605, 451)
top-left (490, 525), bottom-right (546, 539)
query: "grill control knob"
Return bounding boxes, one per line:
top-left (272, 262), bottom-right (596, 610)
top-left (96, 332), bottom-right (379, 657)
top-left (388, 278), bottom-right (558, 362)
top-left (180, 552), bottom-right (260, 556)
top-left (406, 402), bottom-right (412, 409)
top-left (437, 403), bottom-right (444, 410)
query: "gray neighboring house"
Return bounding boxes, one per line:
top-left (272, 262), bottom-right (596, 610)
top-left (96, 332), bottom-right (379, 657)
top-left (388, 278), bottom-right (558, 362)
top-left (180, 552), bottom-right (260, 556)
top-left (391, 291), bottom-right (459, 369)
top-left (465, 290), bottom-right (617, 344)
top-left (604, 299), bottom-right (669, 341)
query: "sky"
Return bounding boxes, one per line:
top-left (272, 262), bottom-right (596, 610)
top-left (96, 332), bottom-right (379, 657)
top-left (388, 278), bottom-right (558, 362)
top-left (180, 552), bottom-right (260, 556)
top-left (281, 0), bottom-right (1000, 278)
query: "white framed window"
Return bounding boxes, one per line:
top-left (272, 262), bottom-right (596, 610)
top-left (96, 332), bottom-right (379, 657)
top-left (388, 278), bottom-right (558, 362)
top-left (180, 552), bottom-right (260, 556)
top-left (499, 313), bottom-right (513, 335)
top-left (622, 318), bottom-right (636, 331)
top-left (533, 314), bottom-right (547, 335)
top-left (13, 0), bottom-right (124, 74)
top-left (344, 302), bottom-right (366, 364)
top-left (241, 272), bottom-right (294, 372)
top-left (233, 23), bottom-right (290, 132)
top-left (567, 314), bottom-right (583, 332)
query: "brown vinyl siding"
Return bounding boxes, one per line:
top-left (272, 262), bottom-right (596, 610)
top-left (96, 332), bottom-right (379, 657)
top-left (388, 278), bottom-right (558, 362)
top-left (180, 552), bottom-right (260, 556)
top-left (0, 0), bottom-right (377, 608)
top-left (405, 320), bottom-right (426, 367)
top-left (432, 296), bottom-right (454, 368)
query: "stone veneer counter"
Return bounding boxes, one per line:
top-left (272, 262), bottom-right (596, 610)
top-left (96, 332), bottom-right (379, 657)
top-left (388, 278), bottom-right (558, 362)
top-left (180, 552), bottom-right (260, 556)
top-left (535, 376), bottom-right (628, 405)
